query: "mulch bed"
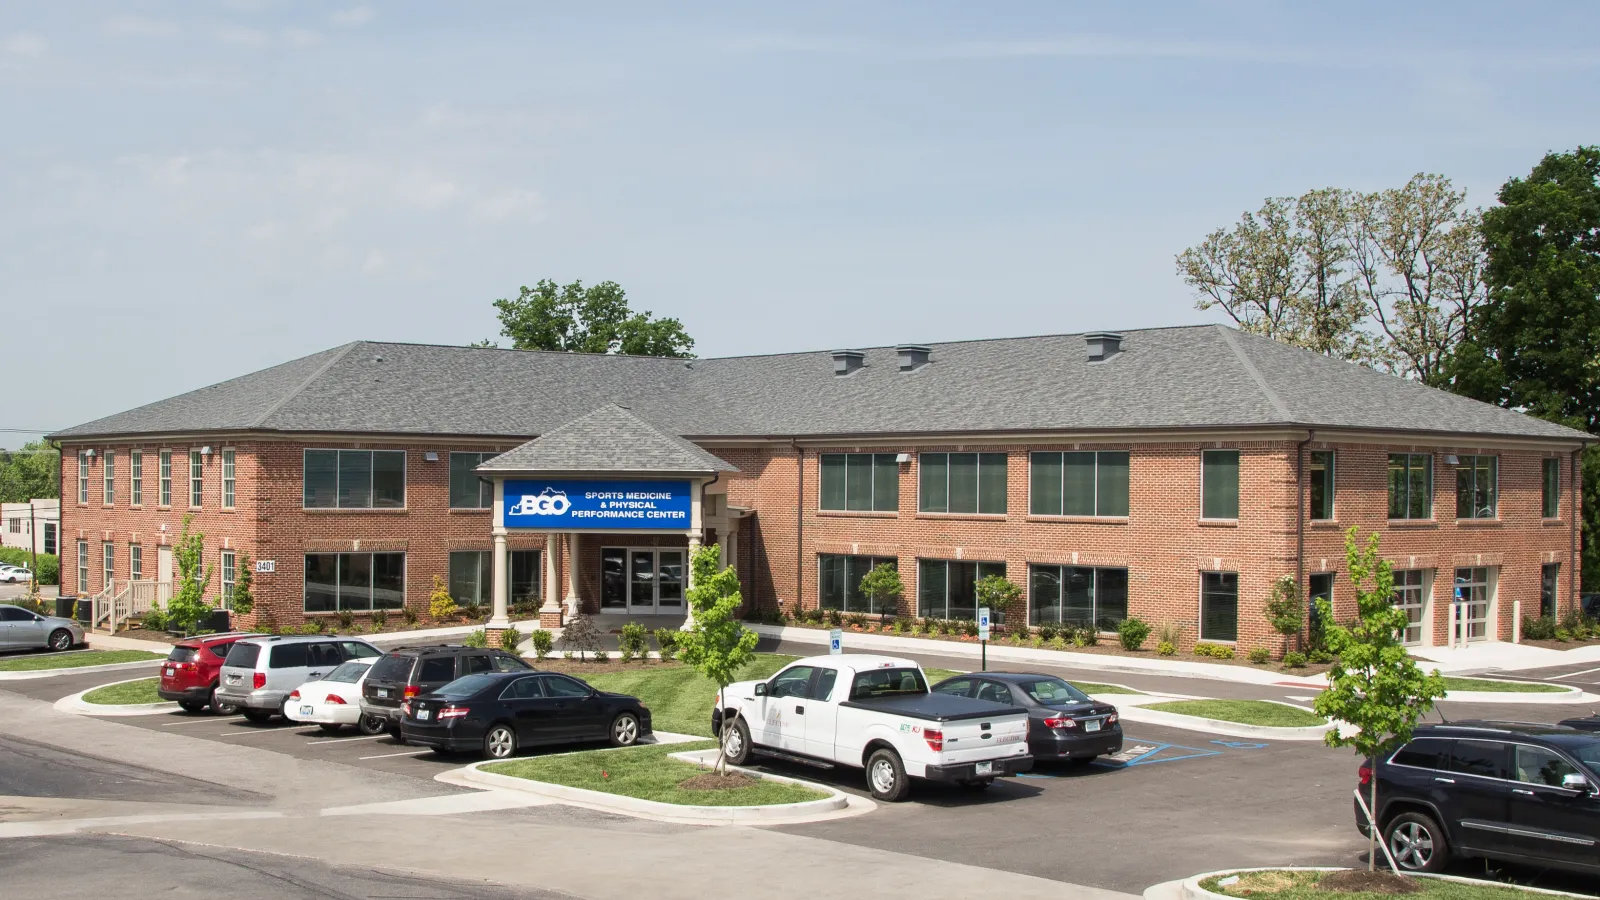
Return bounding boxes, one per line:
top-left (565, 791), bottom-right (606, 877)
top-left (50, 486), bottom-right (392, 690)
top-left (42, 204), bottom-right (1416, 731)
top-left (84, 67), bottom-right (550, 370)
top-left (1317, 871), bottom-right (1421, 894)
top-left (1522, 637), bottom-right (1600, 651)
top-left (679, 772), bottom-right (759, 791)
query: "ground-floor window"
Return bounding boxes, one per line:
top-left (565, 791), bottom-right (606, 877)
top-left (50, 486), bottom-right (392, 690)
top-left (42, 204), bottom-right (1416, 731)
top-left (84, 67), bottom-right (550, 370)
top-left (1541, 563), bottom-right (1559, 619)
top-left (130, 544), bottom-right (143, 582)
top-left (1308, 571), bottom-right (1334, 642)
top-left (103, 542), bottom-right (115, 588)
top-left (1029, 565), bottom-right (1129, 629)
top-left (818, 554), bottom-right (897, 614)
top-left (448, 550), bottom-right (542, 609)
top-left (917, 559), bottom-right (1005, 621)
top-left (221, 550), bottom-right (236, 607)
top-left (304, 552), bottom-right (405, 612)
top-left (601, 548), bottom-right (685, 612)
top-left (77, 541), bottom-right (88, 593)
top-left (1200, 571), bottom-right (1238, 642)
top-left (1454, 567), bottom-right (1491, 642)
top-left (1392, 569), bottom-right (1425, 645)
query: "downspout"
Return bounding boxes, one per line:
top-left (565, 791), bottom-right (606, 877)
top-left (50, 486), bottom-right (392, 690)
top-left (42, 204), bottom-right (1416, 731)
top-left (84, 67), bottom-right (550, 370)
top-left (793, 439), bottom-right (804, 616)
top-left (1574, 445), bottom-right (1585, 612)
top-left (1296, 430), bottom-right (1315, 650)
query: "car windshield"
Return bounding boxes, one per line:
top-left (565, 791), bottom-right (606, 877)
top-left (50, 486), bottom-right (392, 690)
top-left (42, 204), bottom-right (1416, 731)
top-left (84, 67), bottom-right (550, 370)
top-left (367, 655), bottom-right (413, 682)
top-left (1017, 677), bottom-right (1091, 705)
top-left (321, 661), bottom-right (370, 684)
top-left (849, 668), bottom-right (928, 701)
top-left (1569, 737), bottom-right (1600, 773)
top-left (432, 674), bottom-right (500, 698)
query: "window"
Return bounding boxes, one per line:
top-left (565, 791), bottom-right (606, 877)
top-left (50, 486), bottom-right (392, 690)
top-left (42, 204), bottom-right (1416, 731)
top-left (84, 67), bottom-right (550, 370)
top-left (1029, 451), bottom-right (1129, 517)
top-left (1309, 571), bottom-right (1335, 642)
top-left (1201, 450), bottom-right (1239, 519)
top-left (1392, 569), bottom-right (1424, 645)
top-left (817, 554), bottom-right (898, 613)
top-left (819, 453), bottom-right (899, 512)
top-left (159, 449), bottom-right (172, 507)
top-left (1514, 745), bottom-right (1581, 787)
top-left (76, 541), bottom-right (87, 593)
top-left (189, 450), bottom-right (203, 507)
top-left (1455, 455), bottom-right (1497, 519)
top-left (77, 451), bottom-right (89, 504)
top-left (917, 559), bottom-right (1006, 620)
top-left (419, 657), bottom-right (455, 682)
top-left (1541, 563), bottom-right (1559, 619)
top-left (1309, 451), bottom-right (1334, 520)
top-left (934, 677), bottom-right (973, 697)
top-left (130, 544), bottom-right (142, 581)
top-left (450, 452), bottom-right (494, 508)
top-left (919, 453), bottom-right (1007, 514)
top-left (1390, 738), bottom-right (1451, 771)
top-left (1200, 571), bottom-right (1238, 642)
top-left (849, 667), bottom-right (927, 700)
top-left (302, 449), bottom-right (406, 509)
top-left (975, 681), bottom-right (1012, 704)
top-left (103, 542), bottom-right (115, 586)
top-left (103, 450), bottom-right (115, 505)
top-left (222, 449), bottom-right (235, 508)
top-left (130, 450), bottom-right (142, 506)
top-left (769, 666), bottom-right (815, 698)
top-left (43, 522), bottom-right (56, 555)
top-left (1388, 453), bottom-right (1432, 519)
top-left (1447, 739), bottom-right (1509, 780)
top-left (1029, 565), bottom-right (1129, 629)
top-left (303, 552), bottom-right (405, 612)
top-left (501, 677), bottom-right (542, 700)
top-left (269, 643), bottom-right (309, 669)
top-left (1542, 458), bottom-right (1561, 518)
top-left (448, 550), bottom-right (541, 608)
top-left (812, 668), bottom-right (838, 701)
top-left (1455, 567), bottom-right (1491, 641)
top-left (221, 550), bottom-right (236, 606)
top-left (5, 518), bottom-right (16, 533)
top-left (542, 675), bottom-right (591, 698)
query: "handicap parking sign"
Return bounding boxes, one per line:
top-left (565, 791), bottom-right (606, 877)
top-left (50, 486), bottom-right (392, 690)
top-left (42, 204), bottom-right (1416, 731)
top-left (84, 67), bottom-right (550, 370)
top-left (978, 608), bottom-right (991, 641)
top-left (829, 628), bottom-right (842, 655)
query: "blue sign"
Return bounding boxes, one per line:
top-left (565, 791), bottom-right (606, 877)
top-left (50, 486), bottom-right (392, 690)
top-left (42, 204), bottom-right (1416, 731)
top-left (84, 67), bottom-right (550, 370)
top-left (502, 479), bottom-right (692, 530)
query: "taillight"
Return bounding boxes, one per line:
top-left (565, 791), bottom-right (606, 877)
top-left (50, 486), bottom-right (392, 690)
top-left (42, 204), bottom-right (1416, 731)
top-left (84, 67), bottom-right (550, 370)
top-left (1043, 716), bottom-right (1078, 729)
top-left (1107, 714), bottom-right (1119, 724)
top-left (403, 685), bottom-right (419, 699)
top-left (325, 695), bottom-right (346, 705)
top-left (924, 728), bottom-right (944, 752)
top-left (440, 706), bottom-right (469, 719)
top-left (400, 701), bottom-right (411, 715)
top-left (288, 689), bottom-right (301, 701)
top-left (1358, 764), bottom-right (1373, 786)
top-left (253, 672), bottom-right (266, 690)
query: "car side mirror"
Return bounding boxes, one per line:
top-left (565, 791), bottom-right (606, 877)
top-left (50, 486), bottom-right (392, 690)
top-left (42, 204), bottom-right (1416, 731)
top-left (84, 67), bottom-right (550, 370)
top-left (754, 683), bottom-right (767, 697)
top-left (1562, 773), bottom-right (1591, 792)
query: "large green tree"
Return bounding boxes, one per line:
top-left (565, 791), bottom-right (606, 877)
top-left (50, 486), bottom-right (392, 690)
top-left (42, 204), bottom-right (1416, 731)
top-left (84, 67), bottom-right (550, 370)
top-left (0, 441), bottom-right (60, 503)
top-left (1451, 147), bottom-right (1600, 587)
top-left (492, 279), bottom-right (695, 357)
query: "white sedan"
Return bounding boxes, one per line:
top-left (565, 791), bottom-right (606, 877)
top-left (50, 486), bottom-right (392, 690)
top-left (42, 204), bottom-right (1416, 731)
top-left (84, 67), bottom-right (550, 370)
top-left (0, 566), bottom-right (33, 584)
top-left (285, 658), bottom-right (383, 734)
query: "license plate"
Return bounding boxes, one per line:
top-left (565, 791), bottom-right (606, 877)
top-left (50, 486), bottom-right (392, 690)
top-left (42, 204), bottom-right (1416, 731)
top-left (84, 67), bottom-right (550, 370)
top-left (227, 674), bottom-right (240, 684)
top-left (996, 733), bottom-right (1023, 744)
top-left (164, 668), bottom-right (174, 677)
top-left (376, 688), bottom-right (388, 698)
top-left (1085, 719), bottom-right (1102, 732)
top-left (417, 710), bottom-right (430, 721)
top-left (300, 705), bottom-right (315, 716)
top-left (975, 761), bottom-right (994, 776)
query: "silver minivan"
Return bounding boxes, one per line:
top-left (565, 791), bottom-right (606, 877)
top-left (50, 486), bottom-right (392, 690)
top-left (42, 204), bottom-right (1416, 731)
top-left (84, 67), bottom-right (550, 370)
top-left (216, 635), bottom-right (383, 723)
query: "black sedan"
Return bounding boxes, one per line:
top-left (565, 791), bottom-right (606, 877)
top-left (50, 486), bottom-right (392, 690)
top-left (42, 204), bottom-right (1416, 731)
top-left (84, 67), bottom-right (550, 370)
top-left (1560, 714), bottom-right (1600, 733)
top-left (400, 670), bottom-right (652, 759)
top-left (932, 672), bottom-right (1121, 764)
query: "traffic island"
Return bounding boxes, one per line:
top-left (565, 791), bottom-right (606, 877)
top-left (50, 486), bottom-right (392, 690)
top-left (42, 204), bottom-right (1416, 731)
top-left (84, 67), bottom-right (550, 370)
top-left (1439, 677), bottom-right (1593, 704)
top-left (0, 649), bottom-right (165, 680)
top-left (54, 676), bottom-right (180, 716)
top-left (1172, 867), bottom-right (1592, 900)
top-left (1116, 696), bottom-right (1336, 741)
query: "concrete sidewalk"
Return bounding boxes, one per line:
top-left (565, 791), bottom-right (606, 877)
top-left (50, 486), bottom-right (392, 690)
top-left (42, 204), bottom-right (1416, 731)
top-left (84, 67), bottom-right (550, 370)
top-left (1410, 641), bottom-right (1600, 673)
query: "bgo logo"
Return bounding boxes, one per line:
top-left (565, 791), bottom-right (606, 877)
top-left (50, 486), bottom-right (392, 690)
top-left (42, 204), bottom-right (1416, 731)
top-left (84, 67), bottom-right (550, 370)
top-left (509, 487), bottom-right (572, 517)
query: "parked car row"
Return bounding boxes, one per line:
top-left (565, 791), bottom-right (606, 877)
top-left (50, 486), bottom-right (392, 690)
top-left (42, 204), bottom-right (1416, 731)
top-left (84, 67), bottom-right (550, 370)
top-left (0, 603), bottom-right (84, 652)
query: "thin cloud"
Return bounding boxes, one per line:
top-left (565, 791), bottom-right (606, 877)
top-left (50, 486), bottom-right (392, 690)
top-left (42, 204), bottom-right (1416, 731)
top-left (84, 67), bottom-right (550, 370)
top-left (332, 6), bottom-right (376, 27)
top-left (2, 33), bottom-right (48, 57)
top-left (104, 16), bottom-right (182, 38)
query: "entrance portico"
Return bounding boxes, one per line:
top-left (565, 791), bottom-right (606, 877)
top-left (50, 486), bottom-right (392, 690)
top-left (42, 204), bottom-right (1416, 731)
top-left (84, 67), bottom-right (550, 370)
top-left (474, 404), bottom-right (739, 642)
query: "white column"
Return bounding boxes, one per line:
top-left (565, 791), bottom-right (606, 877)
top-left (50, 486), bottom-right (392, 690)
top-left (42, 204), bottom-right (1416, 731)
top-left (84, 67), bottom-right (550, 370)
top-left (681, 479), bottom-right (704, 632)
top-left (489, 479), bottom-right (510, 629)
top-left (540, 533), bottom-right (560, 616)
top-left (564, 532), bottom-right (582, 617)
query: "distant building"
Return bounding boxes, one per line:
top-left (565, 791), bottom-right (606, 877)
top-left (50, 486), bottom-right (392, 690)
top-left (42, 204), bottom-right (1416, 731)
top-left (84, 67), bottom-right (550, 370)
top-left (2, 499), bottom-right (60, 557)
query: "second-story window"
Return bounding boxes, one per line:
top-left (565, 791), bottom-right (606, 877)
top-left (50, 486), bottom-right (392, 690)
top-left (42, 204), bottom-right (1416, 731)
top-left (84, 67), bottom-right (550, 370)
top-left (1542, 458), bottom-right (1561, 518)
top-left (222, 449), bottom-right (236, 509)
top-left (303, 449), bottom-right (407, 509)
top-left (103, 450), bottom-right (115, 505)
top-left (1030, 451), bottom-right (1129, 517)
top-left (1201, 450), bottom-right (1239, 520)
top-left (159, 449), bottom-right (172, 507)
top-left (1456, 455), bottom-right (1498, 519)
top-left (1388, 453), bottom-right (1432, 520)
top-left (450, 452), bottom-right (494, 508)
top-left (919, 453), bottom-right (1007, 514)
top-left (1309, 451), bottom-right (1334, 520)
top-left (130, 450), bottom-right (143, 506)
top-left (819, 453), bottom-right (898, 512)
top-left (77, 451), bottom-right (89, 504)
top-left (189, 450), bottom-right (204, 507)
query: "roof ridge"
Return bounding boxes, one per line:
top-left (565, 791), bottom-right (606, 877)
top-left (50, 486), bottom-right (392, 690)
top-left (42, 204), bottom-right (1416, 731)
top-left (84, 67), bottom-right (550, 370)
top-left (1212, 325), bottom-right (1293, 422)
top-left (251, 341), bottom-right (363, 428)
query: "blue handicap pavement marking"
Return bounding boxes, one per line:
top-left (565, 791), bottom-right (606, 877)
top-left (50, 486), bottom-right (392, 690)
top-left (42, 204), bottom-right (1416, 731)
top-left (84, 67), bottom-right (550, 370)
top-left (1210, 740), bottom-right (1269, 750)
top-left (1019, 736), bottom-right (1246, 777)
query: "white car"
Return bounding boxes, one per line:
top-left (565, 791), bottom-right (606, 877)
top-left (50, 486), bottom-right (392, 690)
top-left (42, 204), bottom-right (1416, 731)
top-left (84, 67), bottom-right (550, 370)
top-left (0, 566), bottom-right (33, 584)
top-left (284, 657), bottom-right (382, 734)
top-left (714, 654), bottom-right (1033, 801)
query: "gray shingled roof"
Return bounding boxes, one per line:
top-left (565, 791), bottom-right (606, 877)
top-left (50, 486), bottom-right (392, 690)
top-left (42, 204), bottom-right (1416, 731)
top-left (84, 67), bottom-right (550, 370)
top-left (50, 325), bottom-right (1590, 443)
top-left (478, 404), bottom-right (737, 475)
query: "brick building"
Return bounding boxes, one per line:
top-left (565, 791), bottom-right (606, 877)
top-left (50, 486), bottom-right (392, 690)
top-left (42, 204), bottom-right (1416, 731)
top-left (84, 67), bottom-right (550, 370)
top-left (49, 325), bottom-right (1589, 653)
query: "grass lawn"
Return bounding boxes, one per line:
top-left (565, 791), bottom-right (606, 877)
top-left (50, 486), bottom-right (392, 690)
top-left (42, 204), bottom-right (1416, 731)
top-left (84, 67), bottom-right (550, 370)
top-left (83, 677), bottom-right (163, 705)
top-left (1071, 681), bottom-right (1143, 695)
top-left (484, 740), bottom-right (829, 806)
top-left (1442, 676), bottom-right (1569, 694)
top-left (1145, 699), bottom-right (1325, 728)
top-left (1203, 868), bottom-right (1557, 900)
top-left (0, 649), bottom-right (165, 672)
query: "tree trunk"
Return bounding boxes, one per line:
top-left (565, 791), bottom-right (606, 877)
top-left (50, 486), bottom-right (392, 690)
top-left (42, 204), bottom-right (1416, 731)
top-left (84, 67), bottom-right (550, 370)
top-left (1369, 776), bottom-right (1379, 872)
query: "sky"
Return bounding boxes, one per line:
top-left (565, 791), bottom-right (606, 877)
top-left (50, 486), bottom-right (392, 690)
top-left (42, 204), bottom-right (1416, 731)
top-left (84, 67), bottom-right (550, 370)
top-left (3, 1), bottom-right (1599, 445)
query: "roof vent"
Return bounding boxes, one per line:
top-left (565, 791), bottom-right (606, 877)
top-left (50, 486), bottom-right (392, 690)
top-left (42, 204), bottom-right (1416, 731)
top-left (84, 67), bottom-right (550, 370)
top-left (896, 345), bottom-right (931, 372)
top-left (831, 350), bottom-right (866, 376)
top-left (1084, 332), bottom-right (1124, 362)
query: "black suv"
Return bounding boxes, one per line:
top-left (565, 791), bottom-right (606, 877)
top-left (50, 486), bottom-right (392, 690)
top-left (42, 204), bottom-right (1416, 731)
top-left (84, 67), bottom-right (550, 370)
top-left (360, 646), bottom-right (531, 739)
top-left (1356, 721), bottom-right (1600, 876)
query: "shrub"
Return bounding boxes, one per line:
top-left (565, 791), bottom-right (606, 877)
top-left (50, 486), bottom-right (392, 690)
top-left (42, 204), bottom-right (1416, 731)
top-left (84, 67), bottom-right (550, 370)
top-left (336, 610), bottom-right (354, 632)
top-left (843, 612), bottom-right (867, 629)
top-left (1157, 620), bottom-right (1182, 647)
top-left (1071, 627), bottom-right (1089, 648)
top-left (429, 576), bottom-right (458, 621)
top-left (1158, 640), bottom-right (1176, 657)
top-left (142, 604), bottom-right (167, 632)
top-left (1038, 623), bottom-right (1060, 642)
top-left (1283, 651), bottom-right (1308, 668)
top-left (500, 625), bottom-right (523, 653)
top-left (1118, 617), bottom-right (1151, 651)
top-left (401, 605), bottom-right (419, 626)
top-left (230, 552), bottom-right (255, 615)
top-left (1523, 615), bottom-right (1558, 641)
top-left (1307, 648), bottom-right (1334, 664)
top-left (462, 628), bottom-right (488, 649)
top-left (1030, 635), bottom-right (1044, 648)
top-left (1048, 635), bottom-right (1068, 650)
top-left (461, 602), bottom-right (483, 622)
top-left (825, 609), bottom-right (842, 627)
top-left (560, 613), bottom-right (602, 655)
top-left (1555, 628), bottom-right (1573, 642)
top-left (530, 628), bottom-right (554, 659)
top-left (974, 574), bottom-right (1024, 626)
top-left (591, 649), bottom-right (610, 663)
top-left (653, 628), bottom-right (678, 660)
top-left (1248, 647), bottom-right (1271, 665)
top-left (1080, 625), bottom-right (1099, 646)
top-left (961, 619), bottom-right (979, 637)
top-left (0, 548), bottom-right (59, 585)
top-left (370, 609), bottom-right (387, 630)
top-left (619, 621), bottom-right (648, 662)
top-left (1193, 643), bottom-right (1235, 660)
top-left (857, 563), bottom-right (904, 617)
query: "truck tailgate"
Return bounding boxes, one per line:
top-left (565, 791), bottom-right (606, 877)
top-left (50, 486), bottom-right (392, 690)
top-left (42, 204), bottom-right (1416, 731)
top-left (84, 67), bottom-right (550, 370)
top-left (937, 711), bottom-right (1029, 764)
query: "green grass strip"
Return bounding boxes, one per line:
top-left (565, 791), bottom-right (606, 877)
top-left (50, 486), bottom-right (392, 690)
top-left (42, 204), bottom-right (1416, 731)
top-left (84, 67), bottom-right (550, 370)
top-left (83, 677), bottom-right (163, 705)
top-left (1442, 676), bottom-right (1568, 694)
top-left (1070, 681), bottom-right (1143, 695)
top-left (484, 740), bottom-right (829, 807)
top-left (1202, 868), bottom-right (1561, 900)
top-left (0, 650), bottom-right (165, 672)
top-left (1145, 698), bottom-right (1325, 728)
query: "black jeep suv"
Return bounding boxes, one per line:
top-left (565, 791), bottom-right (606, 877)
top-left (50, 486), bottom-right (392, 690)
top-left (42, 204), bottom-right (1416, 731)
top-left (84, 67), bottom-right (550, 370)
top-left (360, 645), bottom-right (531, 739)
top-left (1356, 721), bottom-right (1600, 876)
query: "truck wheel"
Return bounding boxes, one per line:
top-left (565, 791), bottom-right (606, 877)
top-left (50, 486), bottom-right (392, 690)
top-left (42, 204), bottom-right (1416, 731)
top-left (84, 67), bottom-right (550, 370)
top-left (723, 717), bottom-right (752, 766)
top-left (866, 748), bottom-right (910, 802)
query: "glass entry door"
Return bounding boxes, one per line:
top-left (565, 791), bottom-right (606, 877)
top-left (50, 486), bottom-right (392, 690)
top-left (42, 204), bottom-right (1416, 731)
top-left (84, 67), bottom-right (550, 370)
top-left (1392, 569), bottom-right (1425, 646)
top-left (1455, 567), bottom-right (1490, 642)
top-left (604, 548), bottom-right (685, 613)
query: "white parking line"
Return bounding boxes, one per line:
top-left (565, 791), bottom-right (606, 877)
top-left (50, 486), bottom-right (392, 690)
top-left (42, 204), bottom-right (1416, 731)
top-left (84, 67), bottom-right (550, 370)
top-left (357, 749), bottom-right (432, 760)
top-left (217, 729), bottom-right (286, 737)
top-left (163, 717), bottom-right (232, 727)
top-left (1545, 666), bottom-right (1600, 681)
top-left (306, 735), bottom-right (386, 746)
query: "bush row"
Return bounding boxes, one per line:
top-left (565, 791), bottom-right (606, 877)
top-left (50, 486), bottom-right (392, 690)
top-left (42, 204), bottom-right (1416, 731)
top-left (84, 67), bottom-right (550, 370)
top-left (0, 548), bottom-right (58, 585)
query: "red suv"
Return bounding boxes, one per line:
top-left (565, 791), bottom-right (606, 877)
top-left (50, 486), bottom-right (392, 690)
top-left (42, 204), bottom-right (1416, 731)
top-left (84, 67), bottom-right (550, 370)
top-left (158, 632), bottom-right (264, 714)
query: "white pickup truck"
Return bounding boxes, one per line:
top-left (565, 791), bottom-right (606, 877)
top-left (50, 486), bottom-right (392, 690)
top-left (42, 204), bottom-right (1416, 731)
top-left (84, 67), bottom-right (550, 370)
top-left (713, 654), bottom-right (1033, 801)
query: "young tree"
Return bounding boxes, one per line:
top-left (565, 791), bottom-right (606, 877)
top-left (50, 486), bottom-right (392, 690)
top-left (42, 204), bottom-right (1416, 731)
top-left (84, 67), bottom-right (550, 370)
top-left (166, 515), bottom-right (215, 634)
top-left (974, 574), bottom-right (1023, 626)
top-left (1313, 528), bottom-right (1446, 871)
top-left (676, 544), bottom-right (758, 775)
top-left (857, 563), bottom-right (904, 617)
top-left (492, 279), bottom-right (695, 357)
top-left (1263, 574), bottom-right (1304, 655)
top-left (231, 551), bottom-right (255, 616)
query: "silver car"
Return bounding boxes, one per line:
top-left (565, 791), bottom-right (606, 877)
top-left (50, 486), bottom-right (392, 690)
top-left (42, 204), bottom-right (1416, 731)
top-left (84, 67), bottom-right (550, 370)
top-left (0, 604), bottom-right (85, 652)
top-left (214, 635), bottom-right (384, 724)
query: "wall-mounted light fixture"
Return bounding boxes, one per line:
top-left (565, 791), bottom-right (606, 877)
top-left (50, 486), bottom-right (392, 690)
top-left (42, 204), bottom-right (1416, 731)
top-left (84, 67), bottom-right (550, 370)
top-left (424, 451), bottom-right (439, 462)
top-left (201, 446), bottom-right (213, 455)
top-left (895, 452), bottom-right (912, 464)
top-left (1444, 454), bottom-right (1460, 465)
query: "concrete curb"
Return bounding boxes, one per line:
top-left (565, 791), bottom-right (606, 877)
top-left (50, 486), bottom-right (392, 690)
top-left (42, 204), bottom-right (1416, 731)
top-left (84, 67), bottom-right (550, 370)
top-left (1115, 699), bottom-right (1334, 741)
top-left (0, 658), bottom-right (164, 681)
top-left (53, 677), bottom-right (180, 717)
top-left (1180, 866), bottom-right (1594, 900)
top-left (451, 754), bottom-right (858, 825)
top-left (1442, 682), bottom-right (1600, 704)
